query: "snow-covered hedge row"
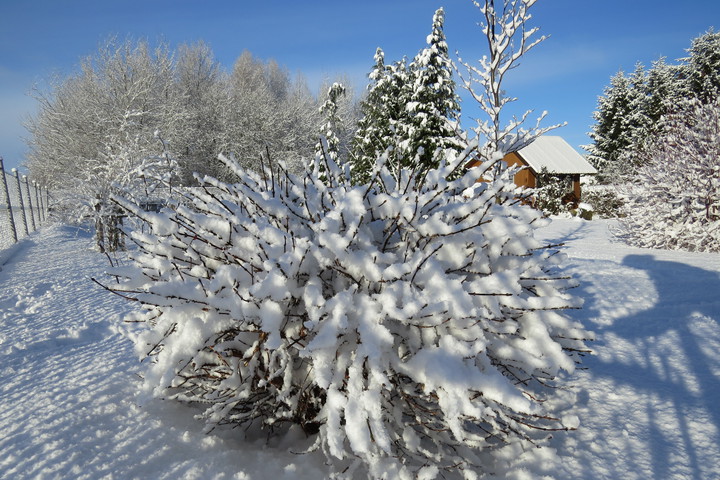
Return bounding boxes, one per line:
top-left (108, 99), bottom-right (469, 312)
top-left (112, 152), bottom-right (590, 479)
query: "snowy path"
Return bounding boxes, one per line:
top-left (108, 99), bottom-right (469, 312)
top-left (0, 220), bottom-right (719, 479)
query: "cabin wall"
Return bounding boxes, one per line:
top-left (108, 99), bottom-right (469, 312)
top-left (504, 152), bottom-right (536, 189)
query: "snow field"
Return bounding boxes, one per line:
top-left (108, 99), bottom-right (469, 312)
top-left (537, 219), bottom-right (720, 480)
top-left (0, 225), bottom-right (328, 479)
top-left (0, 219), bottom-right (718, 479)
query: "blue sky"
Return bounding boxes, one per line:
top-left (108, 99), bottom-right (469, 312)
top-left (2, 0), bottom-right (720, 172)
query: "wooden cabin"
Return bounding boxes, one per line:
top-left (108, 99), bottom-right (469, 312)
top-left (469, 136), bottom-right (597, 204)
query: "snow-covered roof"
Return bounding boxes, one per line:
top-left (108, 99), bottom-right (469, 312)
top-left (515, 136), bottom-right (597, 175)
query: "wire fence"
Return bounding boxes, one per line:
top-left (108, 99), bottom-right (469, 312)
top-left (1, 156), bottom-right (50, 250)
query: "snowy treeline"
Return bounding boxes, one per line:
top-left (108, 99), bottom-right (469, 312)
top-left (26, 40), bottom-right (358, 187)
top-left (24, 38), bottom-right (358, 250)
top-left (586, 29), bottom-right (720, 182)
top-left (105, 1), bottom-right (594, 478)
top-left (585, 29), bottom-right (720, 252)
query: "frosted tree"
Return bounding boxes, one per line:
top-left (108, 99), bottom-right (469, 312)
top-left (25, 38), bottom-right (180, 250)
top-left (220, 51), bottom-right (285, 176)
top-left (173, 41), bottom-right (226, 183)
top-left (110, 1), bottom-right (591, 478)
top-left (219, 51), bottom-right (324, 179)
top-left (26, 38), bottom-right (179, 189)
top-left (619, 98), bottom-right (720, 252)
top-left (457, 0), bottom-right (559, 176)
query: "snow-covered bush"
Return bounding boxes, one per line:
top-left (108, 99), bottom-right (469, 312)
top-left (581, 185), bottom-right (625, 218)
top-left (619, 98), bottom-right (720, 252)
top-left (111, 145), bottom-right (590, 478)
top-left (572, 203), bottom-right (594, 221)
top-left (533, 169), bottom-right (574, 216)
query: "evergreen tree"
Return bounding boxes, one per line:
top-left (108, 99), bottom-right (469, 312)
top-left (585, 69), bottom-right (639, 181)
top-left (351, 8), bottom-right (463, 186)
top-left (316, 77), bottom-right (360, 165)
top-left (681, 29), bottom-right (720, 103)
top-left (399, 7), bottom-right (462, 178)
top-left (350, 50), bottom-right (409, 183)
top-left (587, 30), bottom-right (720, 186)
top-left (316, 83), bottom-right (346, 162)
top-left (644, 57), bottom-right (681, 124)
top-left (313, 83), bottom-right (347, 181)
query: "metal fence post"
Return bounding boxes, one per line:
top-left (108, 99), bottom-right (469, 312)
top-left (13, 169), bottom-right (29, 236)
top-left (1, 157), bottom-right (18, 244)
top-left (33, 181), bottom-right (41, 225)
top-left (23, 175), bottom-right (36, 231)
top-left (37, 184), bottom-right (45, 222)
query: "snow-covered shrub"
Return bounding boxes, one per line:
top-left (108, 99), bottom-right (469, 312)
top-left (533, 169), bottom-right (574, 216)
top-left (619, 98), bottom-right (720, 252)
top-left (111, 145), bottom-right (590, 478)
top-left (581, 185), bottom-right (625, 218)
top-left (568, 203), bottom-right (594, 221)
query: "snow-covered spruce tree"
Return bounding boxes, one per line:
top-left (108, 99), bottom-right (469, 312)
top-left (644, 57), bottom-right (682, 126)
top-left (681, 28), bottom-right (720, 104)
top-left (398, 7), bottom-right (462, 178)
top-left (585, 69), bottom-right (641, 182)
top-left (352, 8), bottom-right (461, 186)
top-left (619, 98), bottom-right (720, 252)
top-left (315, 83), bottom-right (347, 164)
top-left (317, 77), bottom-right (361, 164)
top-left (350, 50), bottom-right (411, 184)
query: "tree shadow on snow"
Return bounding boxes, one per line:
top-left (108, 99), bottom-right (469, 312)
top-left (581, 253), bottom-right (720, 479)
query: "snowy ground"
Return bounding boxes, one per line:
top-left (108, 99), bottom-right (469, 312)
top-left (1, 219), bottom-right (718, 479)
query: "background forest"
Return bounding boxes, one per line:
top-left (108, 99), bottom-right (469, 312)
top-left (562, 29), bottom-right (720, 252)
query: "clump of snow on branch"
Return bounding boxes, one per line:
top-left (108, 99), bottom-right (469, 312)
top-left (111, 141), bottom-right (589, 477)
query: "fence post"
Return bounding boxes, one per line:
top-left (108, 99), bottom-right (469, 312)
top-left (1, 157), bottom-right (18, 244)
top-left (37, 184), bottom-right (45, 222)
top-left (43, 187), bottom-right (50, 221)
top-left (13, 169), bottom-right (30, 236)
top-left (23, 175), bottom-right (37, 231)
top-left (33, 181), bottom-right (41, 225)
